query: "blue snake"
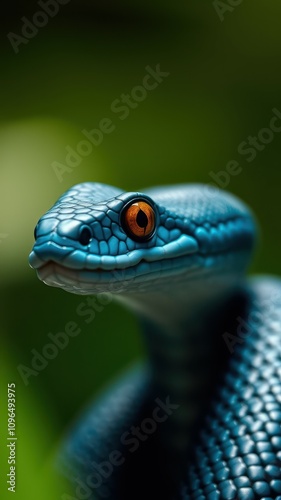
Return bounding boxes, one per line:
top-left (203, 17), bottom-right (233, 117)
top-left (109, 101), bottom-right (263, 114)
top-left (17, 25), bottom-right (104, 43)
top-left (29, 183), bottom-right (281, 500)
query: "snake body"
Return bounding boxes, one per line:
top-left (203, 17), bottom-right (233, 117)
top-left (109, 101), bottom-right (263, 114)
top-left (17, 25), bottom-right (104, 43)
top-left (29, 183), bottom-right (281, 499)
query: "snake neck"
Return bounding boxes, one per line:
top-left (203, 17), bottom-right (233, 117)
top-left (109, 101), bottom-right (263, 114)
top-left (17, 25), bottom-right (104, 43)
top-left (117, 275), bottom-right (244, 469)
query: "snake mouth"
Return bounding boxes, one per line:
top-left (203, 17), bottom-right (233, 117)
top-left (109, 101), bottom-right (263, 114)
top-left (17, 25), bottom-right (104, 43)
top-left (35, 252), bottom-right (205, 295)
top-left (34, 249), bottom-right (250, 297)
top-left (30, 219), bottom-right (254, 295)
top-left (29, 233), bottom-right (201, 293)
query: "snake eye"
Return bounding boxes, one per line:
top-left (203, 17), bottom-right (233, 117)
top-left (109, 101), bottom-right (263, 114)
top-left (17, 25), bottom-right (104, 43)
top-left (122, 200), bottom-right (156, 241)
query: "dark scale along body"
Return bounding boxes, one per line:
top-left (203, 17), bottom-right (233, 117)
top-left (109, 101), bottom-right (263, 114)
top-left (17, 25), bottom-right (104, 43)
top-left (181, 280), bottom-right (281, 500)
top-left (29, 183), bottom-right (281, 500)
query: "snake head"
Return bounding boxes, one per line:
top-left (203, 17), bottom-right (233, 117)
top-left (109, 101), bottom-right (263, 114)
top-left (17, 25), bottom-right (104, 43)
top-left (29, 182), bottom-right (256, 296)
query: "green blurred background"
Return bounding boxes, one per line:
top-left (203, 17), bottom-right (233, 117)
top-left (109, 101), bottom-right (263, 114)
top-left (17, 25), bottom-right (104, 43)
top-left (1, 1), bottom-right (281, 498)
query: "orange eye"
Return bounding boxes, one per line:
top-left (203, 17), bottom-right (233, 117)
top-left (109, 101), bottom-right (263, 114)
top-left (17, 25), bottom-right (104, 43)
top-left (122, 200), bottom-right (156, 240)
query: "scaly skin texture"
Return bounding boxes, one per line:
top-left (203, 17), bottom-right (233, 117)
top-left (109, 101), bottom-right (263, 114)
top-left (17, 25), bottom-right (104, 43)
top-left (29, 183), bottom-right (281, 500)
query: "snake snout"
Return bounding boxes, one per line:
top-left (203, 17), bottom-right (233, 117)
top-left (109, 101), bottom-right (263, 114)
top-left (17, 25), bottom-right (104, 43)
top-left (30, 216), bottom-right (96, 271)
top-left (34, 218), bottom-right (93, 245)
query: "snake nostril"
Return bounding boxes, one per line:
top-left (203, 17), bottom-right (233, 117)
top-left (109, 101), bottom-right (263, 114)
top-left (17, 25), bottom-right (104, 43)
top-left (79, 226), bottom-right (92, 246)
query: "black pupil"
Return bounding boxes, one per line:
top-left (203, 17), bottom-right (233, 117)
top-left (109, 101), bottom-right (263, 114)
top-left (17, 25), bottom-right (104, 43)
top-left (136, 209), bottom-right (148, 230)
top-left (79, 227), bottom-right (92, 245)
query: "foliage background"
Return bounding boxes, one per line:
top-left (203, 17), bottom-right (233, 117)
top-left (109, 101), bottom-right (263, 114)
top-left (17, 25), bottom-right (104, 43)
top-left (1, 1), bottom-right (281, 498)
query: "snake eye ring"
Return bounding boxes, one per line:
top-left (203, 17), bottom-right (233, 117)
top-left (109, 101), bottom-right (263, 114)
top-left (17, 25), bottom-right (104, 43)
top-left (121, 199), bottom-right (156, 242)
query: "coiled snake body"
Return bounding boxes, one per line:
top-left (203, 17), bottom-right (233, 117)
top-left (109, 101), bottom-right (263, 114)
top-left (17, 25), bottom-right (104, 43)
top-left (29, 183), bottom-right (281, 500)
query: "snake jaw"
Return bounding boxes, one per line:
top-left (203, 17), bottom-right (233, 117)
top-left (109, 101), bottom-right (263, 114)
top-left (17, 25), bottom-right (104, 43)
top-left (30, 234), bottom-right (201, 294)
top-left (30, 234), bottom-right (198, 268)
